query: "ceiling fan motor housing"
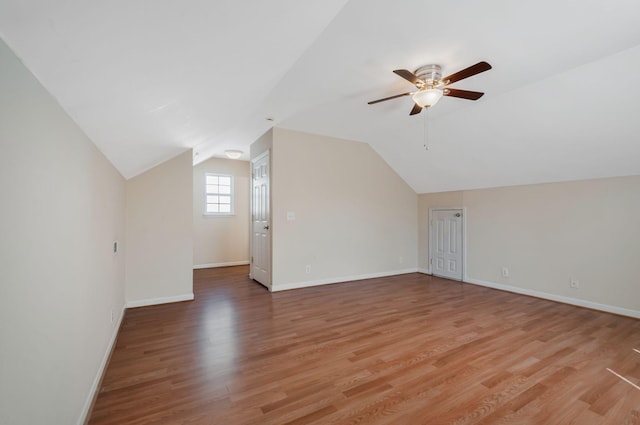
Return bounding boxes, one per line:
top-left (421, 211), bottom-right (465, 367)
top-left (415, 64), bottom-right (442, 87)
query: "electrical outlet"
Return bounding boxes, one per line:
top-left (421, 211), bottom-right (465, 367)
top-left (570, 279), bottom-right (579, 289)
top-left (305, 265), bottom-right (311, 274)
top-left (399, 256), bottom-right (404, 264)
top-left (113, 241), bottom-right (118, 253)
top-left (110, 309), bottom-right (114, 323)
top-left (501, 267), bottom-right (509, 277)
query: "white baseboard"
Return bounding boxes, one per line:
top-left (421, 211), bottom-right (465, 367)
top-left (79, 292), bottom-right (196, 423)
top-left (271, 268), bottom-right (419, 292)
top-left (126, 293), bottom-right (194, 308)
top-left (418, 268), bottom-right (431, 275)
top-left (77, 303), bottom-right (125, 425)
top-left (464, 277), bottom-right (640, 319)
top-left (193, 260), bottom-right (249, 269)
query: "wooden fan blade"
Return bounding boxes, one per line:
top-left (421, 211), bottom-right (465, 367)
top-left (393, 69), bottom-right (421, 86)
top-left (368, 92), bottom-right (412, 105)
top-left (410, 103), bottom-right (423, 115)
top-left (443, 61), bottom-right (492, 85)
top-left (444, 88), bottom-right (485, 100)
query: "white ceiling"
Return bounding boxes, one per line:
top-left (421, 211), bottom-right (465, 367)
top-left (2, 0), bottom-right (640, 192)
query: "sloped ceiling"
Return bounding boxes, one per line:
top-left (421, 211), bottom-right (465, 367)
top-left (1, 0), bottom-right (639, 192)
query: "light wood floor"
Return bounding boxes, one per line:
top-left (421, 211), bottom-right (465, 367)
top-left (88, 266), bottom-right (640, 424)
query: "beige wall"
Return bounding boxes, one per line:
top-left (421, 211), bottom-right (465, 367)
top-left (0, 39), bottom-right (126, 424)
top-left (418, 176), bottom-right (640, 315)
top-left (125, 150), bottom-right (193, 306)
top-left (193, 157), bottom-right (250, 267)
top-left (271, 128), bottom-right (418, 290)
top-left (250, 128), bottom-right (273, 160)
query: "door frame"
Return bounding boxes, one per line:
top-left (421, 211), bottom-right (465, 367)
top-left (428, 207), bottom-right (467, 281)
top-left (249, 149), bottom-right (271, 289)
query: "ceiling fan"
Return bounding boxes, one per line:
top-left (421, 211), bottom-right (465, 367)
top-left (368, 61), bottom-right (492, 115)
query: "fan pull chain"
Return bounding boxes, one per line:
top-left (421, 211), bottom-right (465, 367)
top-left (423, 107), bottom-right (430, 151)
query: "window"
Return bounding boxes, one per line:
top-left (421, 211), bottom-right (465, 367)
top-left (205, 173), bottom-right (234, 215)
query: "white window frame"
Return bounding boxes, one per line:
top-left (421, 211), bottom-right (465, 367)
top-left (205, 173), bottom-right (234, 216)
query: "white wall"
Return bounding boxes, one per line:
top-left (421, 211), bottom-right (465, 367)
top-left (125, 150), bottom-right (193, 306)
top-left (270, 128), bottom-right (418, 290)
top-left (0, 38), bottom-right (126, 425)
top-left (418, 176), bottom-right (640, 316)
top-left (193, 157), bottom-right (250, 267)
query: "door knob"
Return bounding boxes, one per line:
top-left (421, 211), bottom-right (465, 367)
top-left (264, 225), bottom-right (270, 230)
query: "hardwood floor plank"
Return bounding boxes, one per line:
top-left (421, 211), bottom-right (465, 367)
top-left (281, 405), bottom-right (338, 425)
top-left (88, 266), bottom-right (640, 424)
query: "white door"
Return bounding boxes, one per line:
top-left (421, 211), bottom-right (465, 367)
top-left (251, 151), bottom-right (271, 288)
top-left (430, 209), bottom-right (463, 281)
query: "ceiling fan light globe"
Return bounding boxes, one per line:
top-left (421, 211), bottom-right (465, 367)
top-left (224, 149), bottom-right (243, 159)
top-left (412, 88), bottom-right (443, 108)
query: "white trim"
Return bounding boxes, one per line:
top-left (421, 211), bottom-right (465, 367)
top-left (418, 268), bottom-right (432, 275)
top-left (464, 277), bottom-right (640, 319)
top-left (462, 208), bottom-right (468, 282)
top-left (271, 268), bottom-right (419, 292)
top-left (126, 293), bottom-right (194, 308)
top-left (193, 261), bottom-right (250, 269)
top-left (77, 303), bottom-right (126, 425)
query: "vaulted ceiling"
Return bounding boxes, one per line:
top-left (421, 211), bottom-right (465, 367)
top-left (2, 0), bottom-right (640, 192)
